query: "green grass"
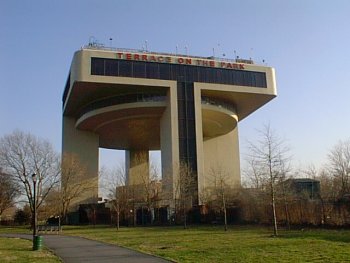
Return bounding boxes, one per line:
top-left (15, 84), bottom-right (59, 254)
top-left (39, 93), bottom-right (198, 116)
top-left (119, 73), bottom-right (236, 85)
top-left (2, 225), bottom-right (350, 262)
top-left (0, 236), bottom-right (61, 263)
top-left (62, 225), bottom-right (350, 262)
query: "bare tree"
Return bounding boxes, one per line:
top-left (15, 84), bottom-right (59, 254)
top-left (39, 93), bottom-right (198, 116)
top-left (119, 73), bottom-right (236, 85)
top-left (0, 130), bottom-right (60, 217)
top-left (101, 164), bottom-right (128, 230)
top-left (309, 167), bottom-right (340, 225)
top-left (274, 159), bottom-right (293, 230)
top-left (125, 152), bottom-right (162, 225)
top-left (0, 169), bottom-right (20, 216)
top-left (246, 124), bottom-right (291, 236)
top-left (138, 153), bottom-right (160, 221)
top-left (205, 166), bottom-right (233, 231)
top-left (39, 187), bottom-right (61, 221)
top-left (242, 158), bottom-right (266, 189)
top-left (60, 153), bottom-right (96, 223)
top-left (327, 139), bottom-right (350, 199)
top-left (174, 161), bottom-right (196, 229)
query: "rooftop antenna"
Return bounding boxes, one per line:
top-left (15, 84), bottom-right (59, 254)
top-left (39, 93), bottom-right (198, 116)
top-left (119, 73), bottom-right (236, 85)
top-left (145, 40), bottom-right (148, 51)
top-left (176, 45), bottom-right (178, 55)
top-left (250, 48), bottom-right (254, 60)
top-left (185, 45), bottom-right (188, 56)
top-left (89, 36), bottom-right (96, 46)
top-left (109, 38), bottom-right (113, 47)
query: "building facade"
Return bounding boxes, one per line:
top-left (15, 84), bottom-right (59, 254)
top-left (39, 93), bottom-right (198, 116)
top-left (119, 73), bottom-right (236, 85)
top-left (62, 45), bottom-right (277, 208)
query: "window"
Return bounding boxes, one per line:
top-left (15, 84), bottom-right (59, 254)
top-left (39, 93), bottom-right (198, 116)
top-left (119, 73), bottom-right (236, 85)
top-left (133, 62), bottom-right (146, 78)
top-left (105, 59), bottom-right (118, 76)
top-left (146, 63), bottom-right (159, 79)
top-left (90, 57), bottom-right (267, 88)
top-left (119, 61), bottom-right (132, 77)
top-left (177, 82), bottom-right (197, 174)
top-left (91, 58), bottom-right (104, 75)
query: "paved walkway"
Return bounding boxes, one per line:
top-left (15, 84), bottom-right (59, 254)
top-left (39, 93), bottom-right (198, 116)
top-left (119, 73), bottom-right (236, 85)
top-left (1, 234), bottom-right (172, 263)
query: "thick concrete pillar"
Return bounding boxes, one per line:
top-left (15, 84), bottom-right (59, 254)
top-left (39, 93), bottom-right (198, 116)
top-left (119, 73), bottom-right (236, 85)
top-left (125, 150), bottom-right (149, 185)
top-left (202, 128), bottom-right (241, 189)
top-left (193, 85), bottom-right (205, 203)
top-left (160, 85), bottom-right (179, 204)
top-left (62, 116), bottom-right (99, 203)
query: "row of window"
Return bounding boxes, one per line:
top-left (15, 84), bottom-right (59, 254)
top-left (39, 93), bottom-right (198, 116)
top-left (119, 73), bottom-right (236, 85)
top-left (91, 58), bottom-right (267, 88)
top-left (76, 93), bottom-right (235, 119)
top-left (177, 82), bottom-right (198, 175)
top-left (78, 93), bottom-right (166, 117)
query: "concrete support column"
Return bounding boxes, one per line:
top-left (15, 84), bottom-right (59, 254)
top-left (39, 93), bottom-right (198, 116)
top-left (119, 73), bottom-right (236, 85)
top-left (160, 85), bottom-right (179, 205)
top-left (193, 85), bottom-right (204, 204)
top-left (62, 116), bottom-right (99, 203)
top-left (203, 128), bottom-right (241, 189)
top-left (125, 150), bottom-right (149, 185)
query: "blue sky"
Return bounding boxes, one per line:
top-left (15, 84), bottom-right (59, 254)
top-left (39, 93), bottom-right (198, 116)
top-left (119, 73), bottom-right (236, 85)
top-left (1, 0), bottom-right (350, 172)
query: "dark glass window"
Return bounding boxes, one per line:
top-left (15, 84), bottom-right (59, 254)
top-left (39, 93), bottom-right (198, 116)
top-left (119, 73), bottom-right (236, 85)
top-left (119, 61), bottom-right (132, 77)
top-left (146, 63), bottom-right (159, 79)
top-left (174, 64), bottom-right (185, 81)
top-left (177, 104), bottom-right (186, 120)
top-left (91, 57), bottom-right (267, 88)
top-left (62, 73), bottom-right (71, 103)
top-left (177, 82), bottom-right (197, 175)
top-left (159, 63), bottom-right (171, 80)
top-left (105, 59), bottom-right (118, 76)
top-left (133, 62), bottom-right (146, 78)
top-left (91, 58), bottom-right (105, 75)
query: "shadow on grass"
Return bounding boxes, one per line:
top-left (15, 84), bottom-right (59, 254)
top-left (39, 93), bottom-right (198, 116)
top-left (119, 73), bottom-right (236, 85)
top-left (278, 229), bottom-right (350, 243)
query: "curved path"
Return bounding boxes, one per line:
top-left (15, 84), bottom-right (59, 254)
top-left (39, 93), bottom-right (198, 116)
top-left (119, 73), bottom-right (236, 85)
top-left (1, 234), bottom-right (172, 263)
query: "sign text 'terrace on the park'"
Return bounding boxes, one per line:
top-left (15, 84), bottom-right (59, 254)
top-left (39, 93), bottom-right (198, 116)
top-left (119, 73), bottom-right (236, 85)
top-left (116, 52), bottom-right (245, 70)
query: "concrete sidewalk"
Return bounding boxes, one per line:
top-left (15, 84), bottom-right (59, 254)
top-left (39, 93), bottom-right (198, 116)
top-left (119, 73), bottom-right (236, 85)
top-left (1, 234), bottom-right (172, 263)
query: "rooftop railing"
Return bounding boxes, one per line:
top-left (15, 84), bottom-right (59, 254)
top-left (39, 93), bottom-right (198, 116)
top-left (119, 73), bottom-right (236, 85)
top-left (201, 96), bottom-right (236, 113)
top-left (82, 43), bottom-right (254, 64)
top-left (78, 93), bottom-right (166, 118)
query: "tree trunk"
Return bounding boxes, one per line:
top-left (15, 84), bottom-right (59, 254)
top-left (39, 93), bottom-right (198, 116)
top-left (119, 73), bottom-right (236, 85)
top-left (183, 200), bottom-right (187, 229)
top-left (282, 183), bottom-right (290, 230)
top-left (116, 202), bottom-right (120, 230)
top-left (284, 200), bottom-right (290, 230)
top-left (270, 181), bottom-right (278, 236)
top-left (222, 192), bottom-right (227, 231)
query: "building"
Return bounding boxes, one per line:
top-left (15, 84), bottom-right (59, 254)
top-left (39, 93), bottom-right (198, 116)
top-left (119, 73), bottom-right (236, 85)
top-left (284, 178), bottom-right (321, 199)
top-left (62, 44), bottom-right (277, 209)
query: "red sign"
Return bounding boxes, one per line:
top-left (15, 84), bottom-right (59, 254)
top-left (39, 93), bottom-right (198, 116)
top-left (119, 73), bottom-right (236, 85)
top-left (115, 52), bottom-right (245, 70)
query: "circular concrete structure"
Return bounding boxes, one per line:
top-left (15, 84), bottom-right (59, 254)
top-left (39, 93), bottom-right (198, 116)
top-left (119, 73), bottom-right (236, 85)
top-left (76, 95), bottom-right (238, 149)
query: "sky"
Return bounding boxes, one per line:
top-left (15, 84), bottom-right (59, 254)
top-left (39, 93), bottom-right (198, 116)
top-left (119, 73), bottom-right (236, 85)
top-left (1, 0), bottom-right (350, 174)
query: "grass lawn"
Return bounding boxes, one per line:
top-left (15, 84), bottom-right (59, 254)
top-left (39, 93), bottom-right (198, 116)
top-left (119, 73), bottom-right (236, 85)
top-left (0, 236), bottom-right (61, 263)
top-left (1, 225), bottom-right (350, 262)
top-left (63, 225), bottom-right (350, 262)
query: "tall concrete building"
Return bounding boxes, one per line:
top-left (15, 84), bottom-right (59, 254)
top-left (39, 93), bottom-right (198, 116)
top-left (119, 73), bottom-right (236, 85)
top-left (62, 45), bottom-right (276, 207)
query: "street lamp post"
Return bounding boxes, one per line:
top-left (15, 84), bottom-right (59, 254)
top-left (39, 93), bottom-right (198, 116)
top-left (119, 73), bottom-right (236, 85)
top-left (32, 173), bottom-right (38, 250)
top-left (58, 215), bottom-right (60, 233)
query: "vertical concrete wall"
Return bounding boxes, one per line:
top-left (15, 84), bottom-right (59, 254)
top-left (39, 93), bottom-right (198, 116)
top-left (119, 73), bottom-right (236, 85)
top-left (202, 128), bottom-right (241, 189)
top-left (125, 150), bottom-right (149, 185)
top-left (188, 84), bottom-right (242, 204)
top-left (193, 86), bottom-right (205, 203)
top-left (62, 116), bottom-right (99, 203)
top-left (160, 84), bottom-right (179, 203)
